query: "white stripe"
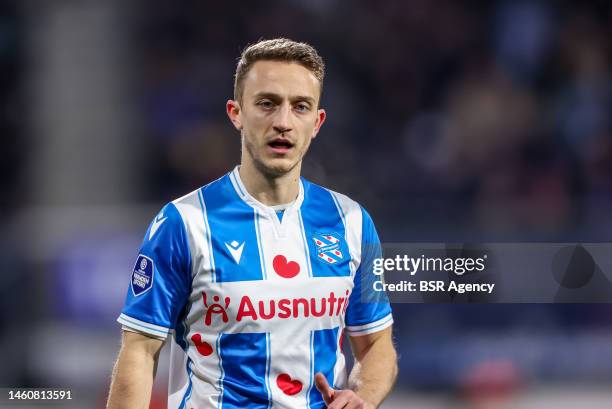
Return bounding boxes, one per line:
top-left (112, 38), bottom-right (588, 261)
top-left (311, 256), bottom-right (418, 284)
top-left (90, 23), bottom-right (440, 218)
top-left (216, 334), bottom-right (225, 409)
top-left (345, 313), bottom-right (394, 336)
top-left (178, 329), bottom-right (222, 408)
top-left (168, 306), bottom-right (201, 408)
top-left (329, 193), bottom-right (347, 234)
top-left (198, 189), bottom-right (216, 281)
top-left (257, 206), bottom-right (310, 283)
top-left (268, 327), bottom-right (311, 407)
top-left (229, 168), bottom-right (247, 200)
top-left (121, 325), bottom-right (165, 340)
top-left (117, 313), bottom-right (171, 337)
top-left (254, 210), bottom-right (268, 279)
top-left (333, 328), bottom-right (348, 389)
top-left (172, 189), bottom-right (215, 283)
top-left (168, 345), bottom-right (191, 409)
top-left (329, 191), bottom-right (363, 277)
top-left (298, 209), bottom-right (313, 277)
top-left (173, 187), bottom-right (223, 408)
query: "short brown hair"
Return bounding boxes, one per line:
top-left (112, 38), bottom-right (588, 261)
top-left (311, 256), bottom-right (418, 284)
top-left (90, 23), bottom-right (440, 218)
top-left (234, 38), bottom-right (325, 103)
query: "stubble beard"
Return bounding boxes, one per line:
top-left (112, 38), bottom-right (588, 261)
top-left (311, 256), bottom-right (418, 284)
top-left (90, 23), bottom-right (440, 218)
top-left (242, 129), bottom-right (308, 179)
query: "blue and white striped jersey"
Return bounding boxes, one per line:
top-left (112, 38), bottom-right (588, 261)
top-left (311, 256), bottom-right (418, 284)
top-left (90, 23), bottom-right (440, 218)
top-left (118, 167), bottom-right (393, 409)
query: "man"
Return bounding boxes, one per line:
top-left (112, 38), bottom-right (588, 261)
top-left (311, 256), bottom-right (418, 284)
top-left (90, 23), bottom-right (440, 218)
top-left (107, 38), bottom-right (397, 409)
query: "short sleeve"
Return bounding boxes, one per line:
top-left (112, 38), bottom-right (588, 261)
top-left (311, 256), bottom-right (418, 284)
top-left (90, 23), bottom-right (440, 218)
top-left (345, 207), bottom-right (393, 336)
top-left (117, 202), bottom-right (192, 339)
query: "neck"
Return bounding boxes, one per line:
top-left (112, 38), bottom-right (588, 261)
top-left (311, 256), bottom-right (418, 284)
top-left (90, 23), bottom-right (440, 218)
top-left (238, 161), bottom-right (301, 206)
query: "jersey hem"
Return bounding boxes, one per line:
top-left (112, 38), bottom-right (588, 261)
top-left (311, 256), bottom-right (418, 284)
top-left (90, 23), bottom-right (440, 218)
top-left (345, 313), bottom-right (393, 336)
top-left (121, 325), bottom-right (166, 340)
top-left (117, 313), bottom-right (172, 339)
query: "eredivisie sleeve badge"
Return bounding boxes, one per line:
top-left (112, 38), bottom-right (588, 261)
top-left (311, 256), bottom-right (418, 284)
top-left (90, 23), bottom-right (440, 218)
top-left (131, 254), bottom-right (154, 296)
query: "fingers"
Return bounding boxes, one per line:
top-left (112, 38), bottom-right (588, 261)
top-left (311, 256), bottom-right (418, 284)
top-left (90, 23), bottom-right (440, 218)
top-left (326, 390), bottom-right (350, 409)
top-left (314, 372), bottom-right (334, 404)
top-left (326, 390), bottom-right (367, 409)
top-left (315, 373), bottom-right (369, 408)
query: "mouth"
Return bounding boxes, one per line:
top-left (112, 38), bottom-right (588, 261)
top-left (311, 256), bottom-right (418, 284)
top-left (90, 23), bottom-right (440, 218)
top-left (267, 137), bottom-right (295, 154)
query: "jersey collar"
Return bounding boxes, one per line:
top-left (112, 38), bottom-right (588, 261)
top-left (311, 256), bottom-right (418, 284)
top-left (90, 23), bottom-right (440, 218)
top-left (228, 166), bottom-right (305, 216)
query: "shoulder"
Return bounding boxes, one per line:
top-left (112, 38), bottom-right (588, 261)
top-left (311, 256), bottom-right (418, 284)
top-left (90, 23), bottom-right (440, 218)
top-left (145, 186), bottom-right (208, 244)
top-left (303, 178), bottom-right (374, 226)
top-left (169, 173), bottom-right (228, 219)
top-left (143, 200), bottom-right (187, 249)
top-left (170, 187), bottom-right (204, 211)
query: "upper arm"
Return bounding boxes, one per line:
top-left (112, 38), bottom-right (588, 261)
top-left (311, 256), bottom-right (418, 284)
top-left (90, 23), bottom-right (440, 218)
top-left (348, 326), bottom-right (394, 362)
top-left (120, 330), bottom-right (165, 359)
top-left (118, 203), bottom-right (192, 340)
top-left (345, 207), bottom-right (393, 336)
top-left (106, 330), bottom-right (164, 408)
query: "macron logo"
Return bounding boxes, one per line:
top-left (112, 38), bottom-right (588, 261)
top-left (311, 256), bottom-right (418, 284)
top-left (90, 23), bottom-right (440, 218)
top-left (149, 212), bottom-right (167, 240)
top-left (225, 240), bottom-right (245, 264)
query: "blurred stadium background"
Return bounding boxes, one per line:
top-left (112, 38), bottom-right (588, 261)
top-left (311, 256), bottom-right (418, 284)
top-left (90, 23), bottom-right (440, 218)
top-left (2, 0), bottom-right (612, 408)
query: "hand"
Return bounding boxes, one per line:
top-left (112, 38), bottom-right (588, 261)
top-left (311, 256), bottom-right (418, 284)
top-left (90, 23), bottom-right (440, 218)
top-left (314, 373), bottom-right (375, 409)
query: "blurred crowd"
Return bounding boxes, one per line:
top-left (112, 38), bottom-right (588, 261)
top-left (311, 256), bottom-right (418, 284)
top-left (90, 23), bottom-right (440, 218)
top-left (135, 0), bottom-right (612, 241)
top-left (1, 2), bottom-right (23, 213)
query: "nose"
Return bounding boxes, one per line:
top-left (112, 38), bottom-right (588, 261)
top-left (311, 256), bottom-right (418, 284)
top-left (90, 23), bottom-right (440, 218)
top-left (273, 102), bottom-right (292, 135)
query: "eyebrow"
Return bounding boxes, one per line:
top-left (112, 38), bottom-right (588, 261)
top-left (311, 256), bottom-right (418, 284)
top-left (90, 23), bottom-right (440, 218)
top-left (253, 92), bottom-right (316, 106)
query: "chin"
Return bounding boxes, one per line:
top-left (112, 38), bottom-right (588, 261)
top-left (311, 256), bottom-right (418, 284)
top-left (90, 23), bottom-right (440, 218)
top-left (258, 158), bottom-right (297, 177)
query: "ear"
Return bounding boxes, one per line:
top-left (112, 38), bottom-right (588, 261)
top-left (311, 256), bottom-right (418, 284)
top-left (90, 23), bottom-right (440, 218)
top-left (226, 99), bottom-right (243, 131)
top-left (311, 108), bottom-right (326, 139)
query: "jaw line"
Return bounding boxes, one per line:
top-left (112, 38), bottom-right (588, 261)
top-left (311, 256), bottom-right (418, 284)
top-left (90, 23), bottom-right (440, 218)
top-left (241, 130), bottom-right (308, 178)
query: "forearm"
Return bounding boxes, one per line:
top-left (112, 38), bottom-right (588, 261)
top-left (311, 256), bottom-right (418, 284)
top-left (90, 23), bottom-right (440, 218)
top-left (349, 336), bottom-right (397, 408)
top-left (106, 332), bottom-right (161, 409)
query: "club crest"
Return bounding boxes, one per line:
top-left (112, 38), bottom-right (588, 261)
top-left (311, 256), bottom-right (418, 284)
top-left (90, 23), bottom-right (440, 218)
top-left (312, 232), bottom-right (345, 264)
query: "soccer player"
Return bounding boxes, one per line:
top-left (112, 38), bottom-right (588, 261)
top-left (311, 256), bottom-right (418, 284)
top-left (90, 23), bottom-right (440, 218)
top-left (107, 38), bottom-right (397, 409)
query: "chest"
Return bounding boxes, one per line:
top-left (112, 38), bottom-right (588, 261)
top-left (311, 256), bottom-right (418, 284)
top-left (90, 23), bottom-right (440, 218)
top-left (202, 208), bottom-right (354, 282)
top-left (190, 277), bottom-right (353, 334)
top-left (188, 210), bottom-right (356, 333)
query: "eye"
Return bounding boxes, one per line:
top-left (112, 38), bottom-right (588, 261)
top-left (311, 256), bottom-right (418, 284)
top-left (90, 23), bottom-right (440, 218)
top-left (294, 103), bottom-right (310, 112)
top-left (257, 100), bottom-right (275, 110)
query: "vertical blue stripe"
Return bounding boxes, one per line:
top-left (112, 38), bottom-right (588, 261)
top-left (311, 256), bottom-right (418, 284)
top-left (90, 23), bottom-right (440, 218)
top-left (308, 327), bottom-right (340, 407)
top-left (219, 333), bottom-right (270, 408)
top-left (216, 334), bottom-right (224, 409)
top-left (178, 358), bottom-right (194, 409)
top-left (300, 180), bottom-right (351, 277)
top-left (202, 174), bottom-right (264, 282)
top-left (306, 331), bottom-right (315, 408)
top-left (265, 333), bottom-right (272, 409)
top-left (174, 304), bottom-right (188, 351)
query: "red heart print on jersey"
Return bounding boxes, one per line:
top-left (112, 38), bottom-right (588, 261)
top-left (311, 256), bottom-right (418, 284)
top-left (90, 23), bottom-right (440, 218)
top-left (273, 255), bottom-right (300, 278)
top-left (276, 373), bottom-right (303, 395)
top-left (191, 333), bottom-right (213, 356)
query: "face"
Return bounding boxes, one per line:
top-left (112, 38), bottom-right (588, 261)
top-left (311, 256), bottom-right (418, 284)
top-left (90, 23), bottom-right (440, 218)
top-left (227, 60), bottom-right (326, 177)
